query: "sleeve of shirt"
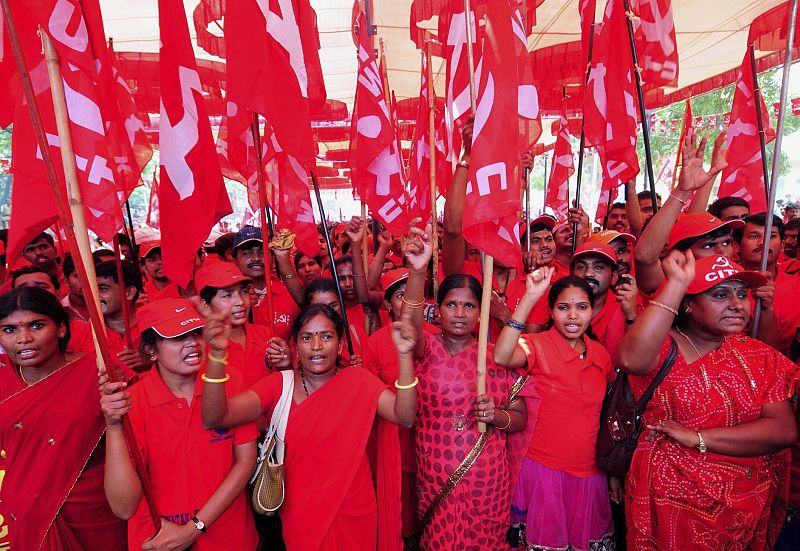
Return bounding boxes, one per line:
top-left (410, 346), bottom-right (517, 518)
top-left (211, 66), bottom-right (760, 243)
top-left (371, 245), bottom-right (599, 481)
top-left (248, 371), bottom-right (284, 418)
top-left (519, 334), bottom-right (539, 373)
top-left (227, 368), bottom-right (259, 444)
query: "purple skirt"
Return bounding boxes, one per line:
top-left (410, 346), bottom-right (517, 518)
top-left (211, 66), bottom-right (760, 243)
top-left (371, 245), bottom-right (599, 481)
top-left (511, 457), bottom-right (614, 551)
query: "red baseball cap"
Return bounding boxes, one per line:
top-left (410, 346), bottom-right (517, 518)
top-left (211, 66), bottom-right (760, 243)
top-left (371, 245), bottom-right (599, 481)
top-left (136, 298), bottom-right (205, 338)
top-left (667, 213), bottom-right (744, 250)
top-left (381, 268), bottom-right (410, 294)
top-left (139, 240), bottom-right (161, 259)
top-left (530, 215), bottom-right (556, 230)
top-left (195, 262), bottom-right (251, 292)
top-left (571, 242), bottom-right (617, 266)
top-left (590, 229), bottom-right (636, 246)
top-left (685, 255), bottom-right (767, 294)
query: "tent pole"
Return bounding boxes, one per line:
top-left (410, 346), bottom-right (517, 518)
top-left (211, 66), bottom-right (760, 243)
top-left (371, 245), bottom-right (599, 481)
top-left (751, 0), bottom-right (797, 337)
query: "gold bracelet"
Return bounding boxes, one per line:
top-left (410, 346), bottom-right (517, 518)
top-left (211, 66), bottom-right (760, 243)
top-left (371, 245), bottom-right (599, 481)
top-left (394, 377), bottom-right (419, 390)
top-left (281, 272), bottom-right (297, 280)
top-left (497, 408), bottom-right (512, 430)
top-left (201, 373), bottom-right (230, 384)
top-left (401, 297), bottom-right (426, 309)
top-left (650, 300), bottom-right (678, 316)
top-left (208, 351), bottom-right (229, 365)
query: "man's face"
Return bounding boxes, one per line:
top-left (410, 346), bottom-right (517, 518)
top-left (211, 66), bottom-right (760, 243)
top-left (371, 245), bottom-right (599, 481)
top-left (97, 275), bottom-right (123, 317)
top-left (143, 251), bottom-right (167, 282)
top-left (336, 261), bottom-right (356, 302)
top-left (688, 231), bottom-right (733, 260)
top-left (235, 244), bottom-right (265, 280)
top-left (14, 272), bottom-right (56, 295)
top-left (22, 238), bottom-right (58, 273)
top-left (719, 205), bottom-right (749, 222)
top-left (553, 225), bottom-right (572, 251)
top-left (572, 255), bottom-right (614, 297)
top-left (607, 208), bottom-right (628, 232)
top-left (784, 227), bottom-right (798, 258)
top-left (530, 229), bottom-right (554, 265)
top-left (785, 208), bottom-right (798, 221)
top-left (67, 271), bottom-right (83, 298)
top-left (639, 198), bottom-right (655, 224)
top-left (610, 238), bottom-right (632, 275)
top-left (737, 222), bottom-right (781, 267)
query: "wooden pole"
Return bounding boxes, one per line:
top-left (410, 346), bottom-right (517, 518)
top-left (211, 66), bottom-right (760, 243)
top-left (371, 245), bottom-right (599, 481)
top-left (251, 113), bottom-right (275, 334)
top-left (15, 27), bottom-right (161, 528)
top-left (751, 0), bottom-right (797, 337)
top-left (425, 35), bottom-right (440, 298)
top-left (112, 236), bottom-right (134, 349)
top-left (749, 43), bottom-right (772, 207)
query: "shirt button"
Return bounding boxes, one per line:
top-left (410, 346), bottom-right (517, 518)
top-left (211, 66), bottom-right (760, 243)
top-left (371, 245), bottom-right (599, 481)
top-left (177, 403), bottom-right (183, 409)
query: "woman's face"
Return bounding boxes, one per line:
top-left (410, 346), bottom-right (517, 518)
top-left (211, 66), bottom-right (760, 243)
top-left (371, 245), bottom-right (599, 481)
top-left (295, 313), bottom-right (341, 374)
top-left (309, 290), bottom-right (340, 314)
top-left (0, 309), bottom-right (64, 371)
top-left (686, 280), bottom-right (750, 335)
top-left (210, 283), bottom-right (251, 327)
top-left (154, 330), bottom-right (206, 375)
top-left (386, 282), bottom-right (407, 320)
top-left (296, 255), bottom-right (322, 284)
top-left (438, 286), bottom-right (480, 337)
top-left (550, 286), bottom-right (593, 342)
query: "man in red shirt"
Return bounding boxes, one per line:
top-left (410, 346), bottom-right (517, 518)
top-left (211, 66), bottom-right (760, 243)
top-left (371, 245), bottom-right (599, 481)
top-left (139, 240), bottom-right (181, 300)
top-left (61, 254), bottom-right (90, 322)
top-left (606, 202), bottom-right (630, 233)
top-left (10, 265), bottom-right (60, 295)
top-left (21, 232), bottom-right (63, 286)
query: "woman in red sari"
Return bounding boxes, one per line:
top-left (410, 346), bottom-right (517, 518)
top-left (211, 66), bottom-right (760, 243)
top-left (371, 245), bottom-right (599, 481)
top-left (617, 251), bottom-right (799, 550)
top-left (0, 287), bottom-right (126, 550)
top-left (401, 222), bottom-right (528, 549)
top-left (201, 302), bottom-right (419, 550)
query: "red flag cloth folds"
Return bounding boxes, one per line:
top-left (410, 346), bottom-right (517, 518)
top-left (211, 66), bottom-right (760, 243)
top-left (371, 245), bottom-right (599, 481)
top-left (225, 0), bottom-right (326, 165)
top-left (463, 0), bottom-right (522, 269)
top-left (513, 6), bottom-right (542, 152)
top-left (633, 0), bottom-right (679, 87)
top-left (146, 177), bottom-right (160, 229)
top-left (719, 50), bottom-right (776, 214)
top-left (349, 10), bottom-right (411, 236)
top-left (159, 0), bottom-right (231, 287)
top-left (546, 114), bottom-right (574, 219)
top-left (583, 0), bottom-right (640, 195)
top-left (579, 0), bottom-right (597, 66)
top-left (216, 99), bottom-right (262, 213)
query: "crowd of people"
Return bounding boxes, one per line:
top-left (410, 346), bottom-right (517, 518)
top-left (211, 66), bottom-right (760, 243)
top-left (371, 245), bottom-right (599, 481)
top-left (1, 127), bottom-right (799, 551)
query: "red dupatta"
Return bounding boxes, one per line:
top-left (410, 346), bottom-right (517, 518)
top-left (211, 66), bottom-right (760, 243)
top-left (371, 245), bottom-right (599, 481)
top-left (0, 354), bottom-right (108, 550)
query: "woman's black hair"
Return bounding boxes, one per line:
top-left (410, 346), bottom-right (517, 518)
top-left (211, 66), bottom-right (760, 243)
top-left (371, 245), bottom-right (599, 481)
top-left (0, 287), bottom-right (71, 351)
top-left (384, 278), bottom-right (408, 302)
top-left (545, 276), bottom-right (597, 340)
top-left (293, 253), bottom-right (323, 273)
top-left (303, 277), bottom-right (338, 305)
top-left (198, 281), bottom-right (250, 306)
top-left (138, 327), bottom-right (162, 358)
top-left (289, 304), bottom-right (344, 342)
top-left (436, 274), bottom-right (482, 307)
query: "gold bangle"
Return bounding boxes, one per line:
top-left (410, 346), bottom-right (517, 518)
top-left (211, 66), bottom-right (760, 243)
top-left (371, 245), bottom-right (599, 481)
top-left (497, 409), bottom-right (512, 430)
top-left (394, 377), bottom-right (419, 390)
top-left (650, 300), bottom-right (678, 316)
top-left (401, 297), bottom-right (426, 309)
top-left (208, 351), bottom-right (229, 365)
top-left (281, 272), bottom-right (297, 280)
top-left (201, 373), bottom-right (230, 384)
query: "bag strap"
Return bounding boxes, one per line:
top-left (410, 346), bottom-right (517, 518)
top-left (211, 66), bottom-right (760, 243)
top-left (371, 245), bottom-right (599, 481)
top-left (634, 335), bottom-right (678, 411)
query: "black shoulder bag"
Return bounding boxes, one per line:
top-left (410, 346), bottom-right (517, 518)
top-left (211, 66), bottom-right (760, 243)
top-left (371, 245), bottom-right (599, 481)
top-left (596, 336), bottom-right (678, 479)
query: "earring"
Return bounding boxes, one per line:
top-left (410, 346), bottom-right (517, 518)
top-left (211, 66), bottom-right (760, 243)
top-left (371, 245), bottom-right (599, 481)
top-left (149, 355), bottom-right (157, 361)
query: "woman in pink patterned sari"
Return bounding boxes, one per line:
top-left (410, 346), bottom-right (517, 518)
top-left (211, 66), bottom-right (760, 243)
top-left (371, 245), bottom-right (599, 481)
top-left (401, 223), bottom-right (527, 549)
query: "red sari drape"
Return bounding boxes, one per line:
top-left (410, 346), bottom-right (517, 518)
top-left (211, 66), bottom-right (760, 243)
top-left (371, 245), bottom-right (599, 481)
top-left (626, 336), bottom-right (800, 550)
top-left (0, 354), bottom-right (127, 550)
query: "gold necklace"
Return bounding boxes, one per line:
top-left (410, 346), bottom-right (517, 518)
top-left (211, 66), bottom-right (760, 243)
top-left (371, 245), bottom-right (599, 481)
top-left (299, 367), bottom-right (339, 397)
top-left (675, 327), bottom-right (720, 390)
top-left (18, 365), bottom-right (30, 385)
top-left (438, 334), bottom-right (474, 356)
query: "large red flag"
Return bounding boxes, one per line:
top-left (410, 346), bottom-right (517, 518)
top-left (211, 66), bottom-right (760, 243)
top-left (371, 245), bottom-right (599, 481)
top-left (216, 99), bottom-right (261, 213)
top-left (225, 0), bottom-right (326, 165)
top-left (463, 0), bottom-right (522, 269)
top-left (718, 50), bottom-right (775, 214)
top-left (634, 0), bottom-right (679, 87)
top-left (349, 9), bottom-right (410, 236)
top-left (159, 0), bottom-right (231, 286)
top-left (512, 5), bottom-right (541, 152)
top-left (579, 0), bottom-right (597, 65)
top-left (546, 114), bottom-right (574, 219)
top-left (583, 0), bottom-right (640, 193)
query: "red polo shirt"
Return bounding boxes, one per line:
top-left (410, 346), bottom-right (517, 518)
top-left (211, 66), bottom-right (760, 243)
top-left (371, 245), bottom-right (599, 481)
top-left (143, 279), bottom-right (182, 301)
top-left (227, 323), bottom-right (273, 387)
top-left (126, 368), bottom-right (259, 551)
top-left (589, 290), bottom-right (628, 361)
top-left (251, 279), bottom-right (300, 341)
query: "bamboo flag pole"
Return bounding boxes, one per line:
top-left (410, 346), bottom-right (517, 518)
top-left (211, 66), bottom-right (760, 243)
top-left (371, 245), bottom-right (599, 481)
top-left (112, 236), bottom-right (134, 349)
top-left (425, 34), bottom-right (440, 298)
top-left (15, 27), bottom-right (160, 527)
top-left (251, 113), bottom-right (275, 335)
top-left (751, 0), bottom-right (797, 337)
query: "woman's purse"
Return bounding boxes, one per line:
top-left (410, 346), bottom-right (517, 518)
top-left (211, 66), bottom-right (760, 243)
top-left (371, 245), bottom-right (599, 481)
top-left (250, 370), bottom-right (294, 516)
top-left (596, 336), bottom-right (677, 479)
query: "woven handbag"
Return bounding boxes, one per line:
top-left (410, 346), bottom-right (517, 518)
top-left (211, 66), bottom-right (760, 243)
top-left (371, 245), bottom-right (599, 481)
top-left (251, 370), bottom-right (294, 516)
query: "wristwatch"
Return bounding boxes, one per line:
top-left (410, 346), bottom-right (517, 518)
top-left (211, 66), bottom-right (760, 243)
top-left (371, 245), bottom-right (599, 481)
top-left (191, 516), bottom-right (207, 533)
top-left (696, 431), bottom-right (707, 454)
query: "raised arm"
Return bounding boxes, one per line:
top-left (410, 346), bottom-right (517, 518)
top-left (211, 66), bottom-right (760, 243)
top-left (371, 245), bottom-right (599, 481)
top-left (347, 216), bottom-right (383, 308)
top-left (400, 219), bottom-right (434, 359)
top-left (624, 181), bottom-right (643, 237)
top-left (366, 230), bottom-right (391, 290)
top-left (377, 315), bottom-right (419, 427)
top-left (442, 118), bottom-right (472, 276)
top-left (617, 249), bottom-right (694, 375)
top-left (686, 131), bottom-right (727, 214)
top-left (493, 267), bottom-right (554, 369)
top-left (272, 245), bottom-right (304, 305)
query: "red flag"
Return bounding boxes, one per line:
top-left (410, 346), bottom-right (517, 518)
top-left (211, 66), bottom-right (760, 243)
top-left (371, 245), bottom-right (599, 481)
top-left (225, 0), bottom-right (326, 165)
top-left (595, 176), bottom-right (621, 225)
top-left (579, 0), bottom-right (597, 65)
top-left (463, 0), bottom-right (522, 269)
top-left (216, 99), bottom-right (261, 213)
top-left (159, 0), bottom-right (231, 286)
top-left (634, 0), bottom-right (679, 86)
top-left (513, 5), bottom-right (541, 152)
top-left (146, 177), bottom-right (160, 229)
top-left (546, 114), bottom-right (574, 218)
top-left (441, 0), bottom-right (483, 162)
top-left (583, 0), bottom-right (640, 193)
top-left (349, 9), bottom-right (411, 236)
top-left (718, 50), bottom-right (775, 214)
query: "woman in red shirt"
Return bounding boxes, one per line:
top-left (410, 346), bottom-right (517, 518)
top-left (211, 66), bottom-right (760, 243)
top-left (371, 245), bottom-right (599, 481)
top-left (494, 271), bottom-right (615, 551)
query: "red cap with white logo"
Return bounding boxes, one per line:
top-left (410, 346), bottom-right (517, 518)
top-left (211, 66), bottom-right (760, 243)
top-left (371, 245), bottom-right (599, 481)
top-left (136, 298), bottom-right (205, 338)
top-left (667, 213), bottom-right (744, 250)
top-left (571, 241), bottom-right (618, 267)
top-left (685, 255), bottom-right (767, 294)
